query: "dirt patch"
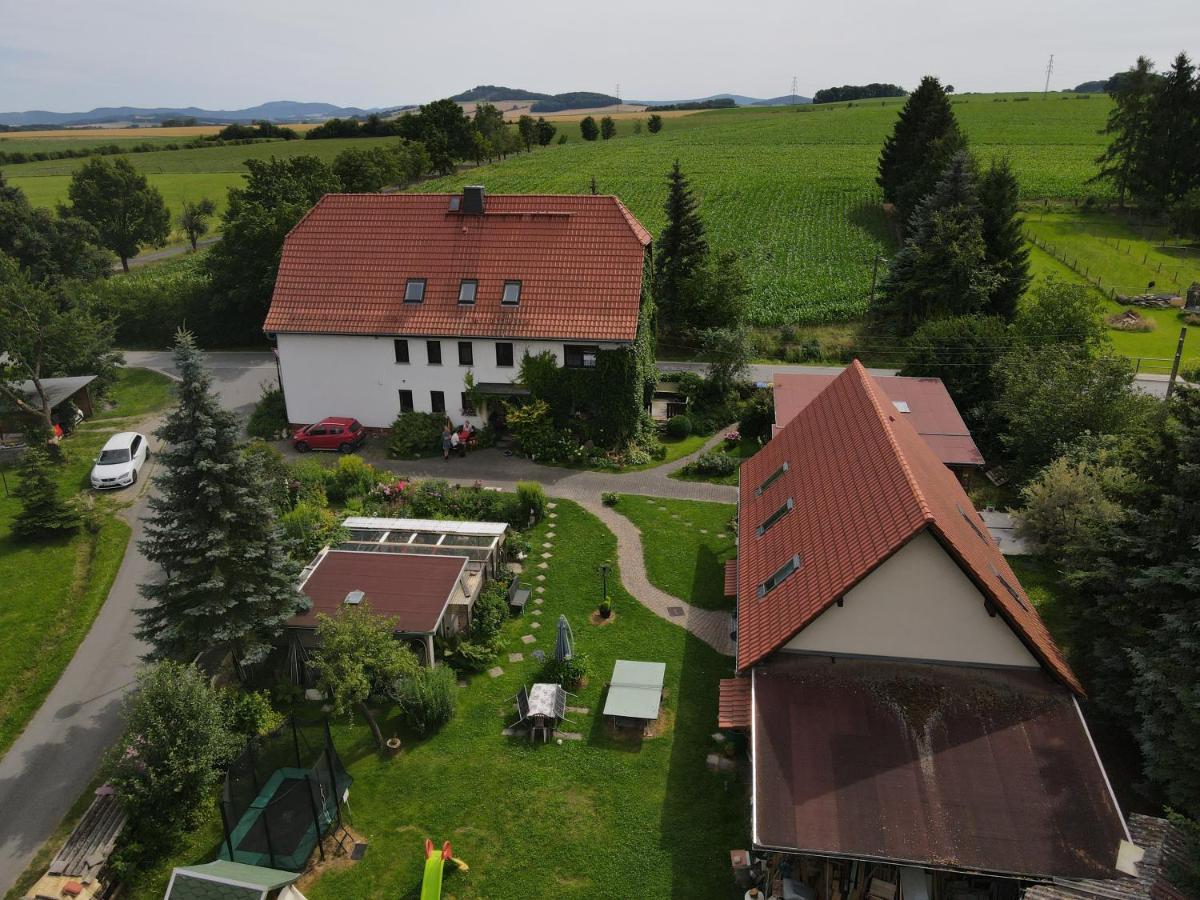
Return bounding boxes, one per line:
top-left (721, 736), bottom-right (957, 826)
top-left (588, 610), bottom-right (618, 626)
top-left (295, 824), bottom-right (371, 891)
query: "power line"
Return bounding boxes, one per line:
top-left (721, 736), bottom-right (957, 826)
top-left (1043, 54), bottom-right (1054, 95)
top-left (790, 76), bottom-right (799, 106)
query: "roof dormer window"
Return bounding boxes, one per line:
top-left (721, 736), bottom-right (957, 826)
top-left (755, 461), bottom-right (789, 496)
top-left (458, 280), bottom-right (477, 305)
top-left (404, 279), bottom-right (426, 304)
top-left (502, 281), bottom-right (521, 305)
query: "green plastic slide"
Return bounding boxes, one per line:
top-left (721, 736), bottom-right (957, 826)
top-left (420, 839), bottom-right (450, 900)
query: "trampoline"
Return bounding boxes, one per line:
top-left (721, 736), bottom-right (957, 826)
top-left (218, 717), bottom-right (351, 871)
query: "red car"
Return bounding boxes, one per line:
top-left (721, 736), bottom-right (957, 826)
top-left (292, 417), bottom-right (366, 453)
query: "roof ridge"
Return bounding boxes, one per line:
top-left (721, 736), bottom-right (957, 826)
top-left (845, 361), bottom-right (934, 523)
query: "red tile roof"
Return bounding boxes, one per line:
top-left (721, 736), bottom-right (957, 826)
top-left (264, 193), bottom-right (652, 342)
top-left (717, 677), bottom-right (751, 729)
top-left (723, 559), bottom-right (738, 598)
top-left (773, 373), bottom-right (984, 467)
top-left (291, 550), bottom-right (467, 634)
top-left (752, 656), bottom-right (1125, 879)
top-left (735, 361), bottom-right (1081, 694)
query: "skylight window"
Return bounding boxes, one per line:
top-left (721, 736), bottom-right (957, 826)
top-left (957, 502), bottom-right (990, 545)
top-left (990, 562), bottom-right (1028, 610)
top-left (404, 279), bottom-right (426, 303)
top-left (502, 281), bottom-right (522, 305)
top-left (756, 498), bottom-right (794, 537)
top-left (758, 554), bottom-right (801, 598)
top-left (892, 400), bottom-right (911, 413)
top-left (755, 461), bottom-right (789, 496)
top-left (458, 280), bottom-right (477, 304)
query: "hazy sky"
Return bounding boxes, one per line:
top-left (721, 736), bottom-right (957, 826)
top-left (2, 0), bottom-right (1197, 111)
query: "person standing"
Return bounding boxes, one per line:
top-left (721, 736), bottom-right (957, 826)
top-left (441, 424), bottom-right (453, 461)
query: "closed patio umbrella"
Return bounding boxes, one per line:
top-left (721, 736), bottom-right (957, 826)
top-left (554, 615), bottom-right (574, 662)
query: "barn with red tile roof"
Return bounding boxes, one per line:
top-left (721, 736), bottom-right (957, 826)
top-left (724, 362), bottom-right (1132, 893)
top-left (264, 187), bottom-right (652, 429)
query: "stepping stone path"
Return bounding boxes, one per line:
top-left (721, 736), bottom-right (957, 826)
top-left (535, 586), bottom-right (545, 594)
top-left (547, 502), bottom-right (557, 509)
top-left (531, 622), bottom-right (540, 629)
top-left (658, 506), bottom-right (667, 511)
top-left (546, 532), bottom-right (555, 538)
top-left (548, 512), bottom-right (557, 519)
top-left (542, 542), bottom-right (553, 549)
top-left (532, 609), bottom-right (542, 616)
top-left (699, 528), bottom-right (708, 534)
top-left (541, 552), bottom-right (552, 559)
top-left (534, 597), bottom-right (544, 605)
top-left (508, 652), bottom-right (524, 663)
top-left (488, 666), bottom-right (504, 678)
top-left (521, 634), bottom-right (536, 644)
top-left (537, 562), bottom-right (549, 569)
top-left (566, 706), bottom-right (589, 714)
top-left (536, 574), bottom-right (546, 581)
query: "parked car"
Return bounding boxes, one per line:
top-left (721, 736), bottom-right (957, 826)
top-left (292, 417), bottom-right (365, 453)
top-left (90, 432), bottom-right (149, 490)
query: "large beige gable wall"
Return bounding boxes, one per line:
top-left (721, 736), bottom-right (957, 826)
top-left (783, 529), bottom-right (1039, 668)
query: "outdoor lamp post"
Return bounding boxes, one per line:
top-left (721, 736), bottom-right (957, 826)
top-left (598, 563), bottom-right (610, 604)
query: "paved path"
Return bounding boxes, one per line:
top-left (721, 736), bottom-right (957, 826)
top-left (122, 349), bottom-right (278, 417)
top-left (113, 236), bottom-right (221, 271)
top-left (0, 490), bottom-right (153, 893)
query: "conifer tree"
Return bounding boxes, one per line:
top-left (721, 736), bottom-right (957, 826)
top-left (1143, 52), bottom-right (1200, 206)
top-left (137, 330), bottom-right (306, 668)
top-left (977, 158), bottom-right (1030, 320)
top-left (877, 75), bottom-right (967, 219)
top-left (1093, 56), bottom-right (1159, 208)
top-left (873, 151), bottom-right (997, 335)
top-left (654, 160), bottom-right (708, 333)
top-left (12, 445), bottom-right (79, 541)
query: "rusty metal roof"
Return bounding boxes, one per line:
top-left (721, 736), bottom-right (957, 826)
top-left (773, 372), bottom-right (984, 467)
top-left (292, 550), bottom-right (467, 634)
top-left (752, 655), bottom-right (1127, 880)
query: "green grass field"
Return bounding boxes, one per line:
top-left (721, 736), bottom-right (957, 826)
top-left (615, 495), bottom-right (737, 610)
top-left (5, 95), bottom-right (1114, 327)
top-left (0, 368), bottom-right (174, 755)
top-left (120, 500), bottom-right (746, 900)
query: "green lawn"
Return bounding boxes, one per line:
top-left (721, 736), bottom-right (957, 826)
top-left (94, 367), bottom-right (177, 420)
top-left (614, 495), bottom-right (737, 610)
top-left (669, 437), bottom-right (757, 487)
top-left (0, 367), bottom-right (175, 754)
top-left (122, 500), bottom-right (746, 899)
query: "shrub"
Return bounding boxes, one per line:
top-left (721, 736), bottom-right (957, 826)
top-left (602, 491), bottom-right (619, 506)
top-left (446, 638), bottom-right (499, 671)
top-left (516, 480), bottom-right (547, 524)
top-left (738, 389), bottom-right (774, 443)
top-left (280, 500), bottom-right (343, 559)
top-left (665, 414), bottom-right (693, 438)
top-left (289, 458), bottom-right (333, 506)
top-left (247, 386), bottom-right (288, 439)
top-left (389, 410), bottom-right (445, 458)
top-left (472, 581), bottom-right (510, 643)
top-left (543, 652), bottom-right (589, 690)
top-left (392, 666), bottom-right (457, 734)
top-left (405, 479), bottom-right (523, 525)
top-left (229, 690), bottom-right (285, 738)
top-left (625, 448), bottom-right (651, 466)
top-left (506, 399), bottom-right (564, 460)
top-left (327, 454), bottom-right (379, 504)
top-left (680, 450), bottom-right (740, 478)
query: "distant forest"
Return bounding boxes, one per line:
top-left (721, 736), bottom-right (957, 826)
top-left (647, 98), bottom-right (737, 111)
top-left (813, 83), bottom-right (907, 104)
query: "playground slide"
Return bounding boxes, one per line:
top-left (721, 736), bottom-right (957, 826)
top-left (421, 839), bottom-right (452, 900)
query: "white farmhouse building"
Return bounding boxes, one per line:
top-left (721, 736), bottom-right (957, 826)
top-left (263, 186), bottom-right (652, 429)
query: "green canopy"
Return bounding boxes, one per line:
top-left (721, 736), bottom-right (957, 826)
top-left (602, 660), bottom-right (666, 721)
top-left (166, 860), bottom-right (300, 899)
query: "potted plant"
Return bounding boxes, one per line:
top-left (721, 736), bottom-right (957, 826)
top-left (599, 599), bottom-right (612, 619)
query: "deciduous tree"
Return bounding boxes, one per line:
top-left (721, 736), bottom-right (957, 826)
top-left (535, 117), bottom-right (556, 146)
top-left (65, 157), bottom-right (170, 271)
top-left (901, 313), bottom-right (1010, 423)
top-left (177, 197), bottom-right (216, 252)
top-left (137, 330), bottom-right (306, 668)
top-left (517, 114), bottom-right (537, 151)
top-left (310, 602), bottom-right (419, 748)
top-left (0, 174), bottom-right (110, 284)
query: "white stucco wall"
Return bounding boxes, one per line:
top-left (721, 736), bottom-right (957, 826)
top-left (783, 529), bottom-right (1039, 668)
top-left (276, 333), bottom-right (624, 428)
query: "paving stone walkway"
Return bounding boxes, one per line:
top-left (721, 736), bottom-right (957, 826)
top-left (363, 428), bottom-right (738, 656)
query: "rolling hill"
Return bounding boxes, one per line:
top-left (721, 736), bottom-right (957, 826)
top-left (0, 100), bottom-right (392, 128)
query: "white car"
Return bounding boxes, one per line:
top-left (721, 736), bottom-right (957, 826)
top-left (90, 432), bottom-right (149, 490)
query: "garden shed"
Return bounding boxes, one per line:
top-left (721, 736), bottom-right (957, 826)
top-left (164, 860), bottom-right (306, 900)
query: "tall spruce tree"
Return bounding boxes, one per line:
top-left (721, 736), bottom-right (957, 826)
top-left (654, 160), bottom-right (708, 333)
top-left (1093, 56), bottom-right (1159, 208)
top-left (1075, 385), bottom-right (1200, 814)
top-left (1143, 52), bottom-right (1200, 206)
top-left (137, 330), bottom-right (306, 667)
top-left (872, 151), bottom-right (998, 335)
top-left (877, 75), bottom-right (967, 220)
top-left (977, 158), bottom-right (1030, 320)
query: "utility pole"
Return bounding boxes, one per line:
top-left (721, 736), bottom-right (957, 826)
top-left (1166, 327), bottom-right (1187, 400)
top-left (790, 76), bottom-right (799, 106)
top-left (1043, 54), bottom-right (1054, 95)
top-left (615, 83), bottom-right (621, 102)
